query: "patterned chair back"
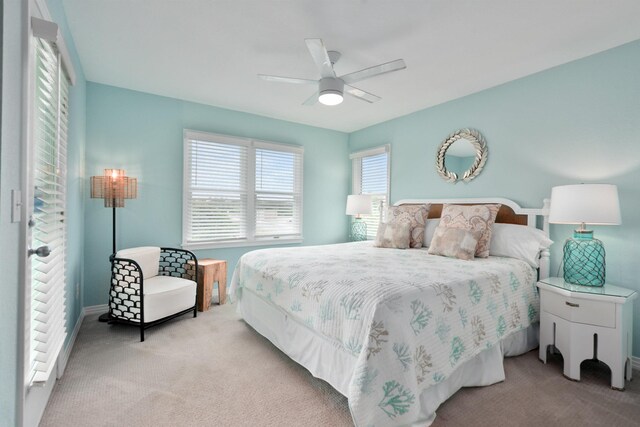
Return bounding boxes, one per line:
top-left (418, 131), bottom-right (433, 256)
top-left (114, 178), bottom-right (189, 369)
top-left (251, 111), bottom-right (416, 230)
top-left (116, 247), bottom-right (161, 279)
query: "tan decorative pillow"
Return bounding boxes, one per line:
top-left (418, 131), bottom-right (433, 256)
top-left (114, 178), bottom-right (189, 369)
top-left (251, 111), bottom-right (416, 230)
top-left (439, 204), bottom-right (501, 258)
top-left (428, 227), bottom-right (483, 260)
top-left (386, 204), bottom-right (431, 248)
top-left (374, 222), bottom-right (411, 249)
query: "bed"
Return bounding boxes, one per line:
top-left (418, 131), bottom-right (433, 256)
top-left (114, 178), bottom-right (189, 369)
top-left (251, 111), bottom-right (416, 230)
top-left (229, 198), bottom-right (551, 426)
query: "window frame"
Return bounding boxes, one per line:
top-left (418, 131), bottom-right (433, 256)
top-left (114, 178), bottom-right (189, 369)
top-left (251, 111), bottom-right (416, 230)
top-left (350, 144), bottom-right (391, 240)
top-left (182, 129), bottom-right (304, 250)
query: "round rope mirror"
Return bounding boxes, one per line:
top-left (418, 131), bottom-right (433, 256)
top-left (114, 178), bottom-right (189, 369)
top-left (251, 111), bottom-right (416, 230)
top-left (436, 128), bottom-right (488, 183)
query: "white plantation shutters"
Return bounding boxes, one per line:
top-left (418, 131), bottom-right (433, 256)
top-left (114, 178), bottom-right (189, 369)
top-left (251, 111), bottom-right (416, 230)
top-left (29, 37), bottom-right (69, 383)
top-left (183, 131), bottom-right (303, 248)
top-left (351, 145), bottom-right (390, 240)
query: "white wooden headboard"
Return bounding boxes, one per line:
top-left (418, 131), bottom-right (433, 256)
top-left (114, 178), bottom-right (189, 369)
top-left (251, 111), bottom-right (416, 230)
top-left (395, 198), bottom-right (551, 279)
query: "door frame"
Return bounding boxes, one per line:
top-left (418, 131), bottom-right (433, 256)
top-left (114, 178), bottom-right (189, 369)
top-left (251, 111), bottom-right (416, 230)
top-left (15, 0), bottom-right (31, 425)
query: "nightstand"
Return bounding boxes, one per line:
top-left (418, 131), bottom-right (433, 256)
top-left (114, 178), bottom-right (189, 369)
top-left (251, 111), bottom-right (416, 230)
top-left (189, 259), bottom-right (227, 311)
top-left (537, 277), bottom-right (637, 390)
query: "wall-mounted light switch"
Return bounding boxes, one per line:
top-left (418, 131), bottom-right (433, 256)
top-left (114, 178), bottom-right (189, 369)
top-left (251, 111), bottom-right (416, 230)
top-left (11, 190), bottom-right (22, 223)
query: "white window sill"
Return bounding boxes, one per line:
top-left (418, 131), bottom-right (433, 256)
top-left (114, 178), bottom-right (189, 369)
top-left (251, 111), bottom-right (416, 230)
top-left (182, 238), bottom-right (303, 250)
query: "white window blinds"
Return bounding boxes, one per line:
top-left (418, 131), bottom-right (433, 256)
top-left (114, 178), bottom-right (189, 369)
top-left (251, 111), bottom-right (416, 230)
top-left (351, 145), bottom-right (390, 240)
top-left (255, 145), bottom-right (303, 239)
top-left (183, 131), bottom-right (303, 248)
top-left (186, 138), bottom-right (249, 243)
top-left (29, 37), bottom-right (69, 384)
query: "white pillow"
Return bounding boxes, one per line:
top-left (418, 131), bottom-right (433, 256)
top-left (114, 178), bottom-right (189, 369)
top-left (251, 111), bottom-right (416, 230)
top-left (422, 219), bottom-right (440, 247)
top-left (116, 246), bottom-right (161, 279)
top-left (489, 223), bottom-right (553, 267)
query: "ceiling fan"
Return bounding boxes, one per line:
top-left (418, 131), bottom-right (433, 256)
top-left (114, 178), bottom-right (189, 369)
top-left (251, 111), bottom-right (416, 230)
top-left (258, 39), bottom-right (406, 106)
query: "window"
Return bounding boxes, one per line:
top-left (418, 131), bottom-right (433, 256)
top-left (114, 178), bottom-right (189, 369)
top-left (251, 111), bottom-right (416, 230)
top-left (183, 130), bottom-right (303, 248)
top-left (28, 35), bottom-right (70, 384)
top-left (351, 145), bottom-right (390, 240)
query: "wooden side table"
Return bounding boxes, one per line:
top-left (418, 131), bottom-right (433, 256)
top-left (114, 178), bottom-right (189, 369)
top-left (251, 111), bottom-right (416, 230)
top-left (538, 277), bottom-right (637, 390)
top-left (192, 259), bottom-right (227, 311)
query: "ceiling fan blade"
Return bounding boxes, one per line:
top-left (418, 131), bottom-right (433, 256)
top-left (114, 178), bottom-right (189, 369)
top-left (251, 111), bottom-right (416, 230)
top-left (258, 74), bottom-right (316, 84)
top-left (340, 59), bottom-right (406, 85)
top-left (345, 85), bottom-right (381, 103)
top-left (302, 91), bottom-right (318, 106)
top-left (305, 38), bottom-right (336, 78)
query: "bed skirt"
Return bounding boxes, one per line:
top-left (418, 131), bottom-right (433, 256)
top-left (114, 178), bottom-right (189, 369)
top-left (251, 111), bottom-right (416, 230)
top-left (237, 288), bottom-right (539, 426)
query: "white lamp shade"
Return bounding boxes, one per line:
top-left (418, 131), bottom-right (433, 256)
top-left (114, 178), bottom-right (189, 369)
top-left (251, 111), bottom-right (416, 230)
top-left (549, 184), bottom-right (621, 225)
top-left (346, 194), bottom-right (372, 216)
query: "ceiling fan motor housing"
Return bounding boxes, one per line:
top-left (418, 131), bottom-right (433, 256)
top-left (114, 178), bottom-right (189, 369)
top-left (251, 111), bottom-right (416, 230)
top-left (319, 77), bottom-right (344, 96)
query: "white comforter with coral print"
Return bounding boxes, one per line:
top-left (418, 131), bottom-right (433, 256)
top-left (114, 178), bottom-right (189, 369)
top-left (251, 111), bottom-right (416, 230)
top-left (230, 242), bottom-right (539, 427)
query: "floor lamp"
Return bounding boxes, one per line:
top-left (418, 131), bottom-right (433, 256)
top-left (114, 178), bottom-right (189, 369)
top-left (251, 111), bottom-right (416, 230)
top-left (90, 168), bottom-right (137, 322)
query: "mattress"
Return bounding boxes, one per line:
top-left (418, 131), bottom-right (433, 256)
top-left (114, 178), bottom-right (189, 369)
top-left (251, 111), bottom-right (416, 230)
top-left (230, 241), bottom-right (540, 426)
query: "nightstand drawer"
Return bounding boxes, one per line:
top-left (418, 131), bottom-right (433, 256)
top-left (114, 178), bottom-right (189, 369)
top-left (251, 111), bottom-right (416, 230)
top-left (541, 291), bottom-right (615, 328)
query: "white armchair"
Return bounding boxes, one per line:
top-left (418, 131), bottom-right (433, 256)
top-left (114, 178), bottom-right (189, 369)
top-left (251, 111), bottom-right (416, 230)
top-left (109, 246), bottom-right (198, 341)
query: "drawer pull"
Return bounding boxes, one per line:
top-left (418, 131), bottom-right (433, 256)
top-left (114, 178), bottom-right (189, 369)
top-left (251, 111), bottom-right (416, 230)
top-left (565, 301), bottom-right (580, 308)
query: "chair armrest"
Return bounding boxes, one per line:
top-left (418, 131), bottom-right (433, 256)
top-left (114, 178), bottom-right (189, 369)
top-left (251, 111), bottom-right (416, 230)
top-left (159, 247), bottom-right (198, 282)
top-left (110, 256), bottom-right (144, 322)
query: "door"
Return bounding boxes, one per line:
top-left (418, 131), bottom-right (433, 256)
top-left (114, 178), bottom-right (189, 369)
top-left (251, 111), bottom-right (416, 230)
top-left (22, 18), bottom-right (69, 426)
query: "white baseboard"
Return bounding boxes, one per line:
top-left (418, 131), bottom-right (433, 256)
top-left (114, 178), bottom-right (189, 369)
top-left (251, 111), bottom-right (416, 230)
top-left (633, 356), bottom-right (640, 372)
top-left (56, 308), bottom-right (85, 377)
top-left (83, 304), bottom-right (108, 316)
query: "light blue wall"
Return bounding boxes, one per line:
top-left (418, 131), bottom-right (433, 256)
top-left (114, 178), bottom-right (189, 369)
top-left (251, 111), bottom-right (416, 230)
top-left (84, 83), bottom-right (350, 306)
top-left (349, 40), bottom-right (640, 356)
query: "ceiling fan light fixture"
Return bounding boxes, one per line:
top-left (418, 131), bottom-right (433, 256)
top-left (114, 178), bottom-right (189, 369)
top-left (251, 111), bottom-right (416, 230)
top-left (319, 92), bottom-right (343, 106)
top-left (318, 77), bottom-right (344, 106)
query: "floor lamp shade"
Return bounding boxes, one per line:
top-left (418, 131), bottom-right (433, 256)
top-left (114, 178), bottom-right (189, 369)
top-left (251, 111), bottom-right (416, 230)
top-left (90, 168), bottom-right (138, 208)
top-left (346, 195), bottom-right (372, 241)
top-left (549, 184), bottom-right (621, 287)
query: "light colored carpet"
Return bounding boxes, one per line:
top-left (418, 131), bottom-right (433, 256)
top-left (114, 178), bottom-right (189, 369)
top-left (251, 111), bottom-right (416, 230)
top-left (42, 303), bottom-right (640, 426)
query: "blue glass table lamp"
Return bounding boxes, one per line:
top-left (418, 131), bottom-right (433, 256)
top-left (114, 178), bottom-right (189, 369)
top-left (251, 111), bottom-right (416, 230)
top-left (549, 184), bottom-right (621, 287)
top-left (346, 194), bottom-right (372, 241)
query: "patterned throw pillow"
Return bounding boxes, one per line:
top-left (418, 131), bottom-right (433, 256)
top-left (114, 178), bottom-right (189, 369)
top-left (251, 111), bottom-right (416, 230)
top-left (427, 227), bottom-right (483, 260)
top-left (386, 204), bottom-right (431, 248)
top-left (374, 222), bottom-right (411, 249)
top-left (439, 204), bottom-right (501, 258)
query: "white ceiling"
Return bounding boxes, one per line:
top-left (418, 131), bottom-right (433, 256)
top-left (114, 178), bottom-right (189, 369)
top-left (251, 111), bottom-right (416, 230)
top-left (62, 0), bottom-right (640, 133)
